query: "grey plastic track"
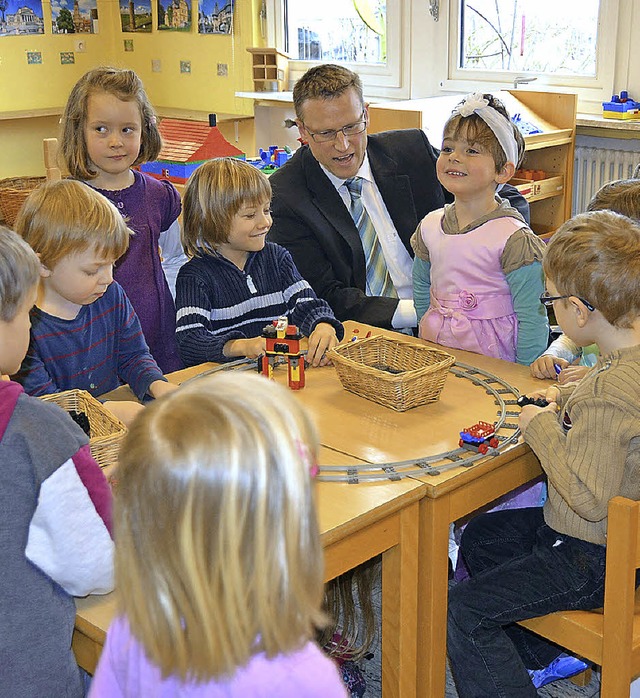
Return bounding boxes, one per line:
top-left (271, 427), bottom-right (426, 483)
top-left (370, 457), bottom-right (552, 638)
top-left (181, 359), bottom-right (525, 484)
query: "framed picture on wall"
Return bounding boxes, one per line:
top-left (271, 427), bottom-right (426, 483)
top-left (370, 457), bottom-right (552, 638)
top-left (52, 0), bottom-right (98, 34)
top-left (198, 0), bottom-right (233, 35)
top-left (120, 0), bottom-right (151, 32)
top-left (0, 0), bottom-right (44, 36)
top-left (157, 0), bottom-right (191, 31)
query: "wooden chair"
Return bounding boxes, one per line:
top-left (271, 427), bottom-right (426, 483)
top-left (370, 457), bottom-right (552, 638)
top-left (517, 496), bottom-right (640, 697)
top-left (43, 138), bottom-right (66, 181)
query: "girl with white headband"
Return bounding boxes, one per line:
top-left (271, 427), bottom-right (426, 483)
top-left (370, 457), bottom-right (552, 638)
top-left (411, 92), bottom-right (549, 366)
top-left (411, 93), bottom-right (550, 584)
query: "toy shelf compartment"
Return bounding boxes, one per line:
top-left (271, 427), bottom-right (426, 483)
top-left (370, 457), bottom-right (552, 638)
top-left (247, 47), bottom-right (289, 92)
top-left (509, 174), bottom-right (564, 202)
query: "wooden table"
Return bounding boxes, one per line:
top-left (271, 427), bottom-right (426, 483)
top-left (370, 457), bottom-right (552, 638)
top-left (75, 321), bottom-right (550, 697)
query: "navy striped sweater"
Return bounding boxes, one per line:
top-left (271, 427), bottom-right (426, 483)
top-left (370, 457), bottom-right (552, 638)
top-left (175, 242), bottom-right (344, 365)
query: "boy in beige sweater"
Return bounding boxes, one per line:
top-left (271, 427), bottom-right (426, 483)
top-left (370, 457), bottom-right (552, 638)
top-left (447, 210), bottom-right (640, 697)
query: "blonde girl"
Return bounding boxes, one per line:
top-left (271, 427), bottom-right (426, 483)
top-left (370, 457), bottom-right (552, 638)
top-left (412, 92), bottom-right (548, 366)
top-left (89, 372), bottom-right (347, 697)
top-left (60, 66), bottom-right (185, 373)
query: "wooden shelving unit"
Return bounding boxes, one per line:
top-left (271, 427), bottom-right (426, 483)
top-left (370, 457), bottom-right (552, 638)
top-left (368, 91), bottom-right (577, 237)
top-left (247, 47), bottom-right (290, 93)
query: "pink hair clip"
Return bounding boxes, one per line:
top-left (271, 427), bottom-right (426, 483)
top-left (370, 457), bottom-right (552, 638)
top-left (296, 439), bottom-right (318, 478)
top-left (149, 115), bottom-right (157, 126)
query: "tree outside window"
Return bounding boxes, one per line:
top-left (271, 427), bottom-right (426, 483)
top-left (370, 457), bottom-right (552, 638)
top-left (459, 0), bottom-right (599, 77)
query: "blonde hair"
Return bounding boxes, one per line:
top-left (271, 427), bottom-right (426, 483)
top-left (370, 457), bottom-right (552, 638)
top-left (444, 94), bottom-right (525, 171)
top-left (587, 178), bottom-right (640, 221)
top-left (114, 372), bottom-right (327, 681)
top-left (15, 179), bottom-right (131, 269)
top-left (60, 66), bottom-right (162, 181)
top-left (0, 227), bottom-right (40, 322)
top-left (544, 209), bottom-right (640, 328)
top-left (181, 158), bottom-right (272, 258)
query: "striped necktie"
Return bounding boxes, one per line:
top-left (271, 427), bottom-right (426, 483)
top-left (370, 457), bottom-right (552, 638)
top-left (345, 177), bottom-right (397, 298)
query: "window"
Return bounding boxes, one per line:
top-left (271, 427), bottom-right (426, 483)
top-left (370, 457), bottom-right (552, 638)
top-left (443, 0), bottom-right (619, 111)
top-left (284, 0), bottom-right (386, 65)
top-left (458, 0), bottom-right (599, 76)
top-left (267, 0), bottom-right (410, 98)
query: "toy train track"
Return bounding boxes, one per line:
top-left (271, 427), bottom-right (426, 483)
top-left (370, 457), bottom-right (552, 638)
top-left (318, 361), bottom-right (524, 483)
top-left (181, 359), bottom-right (525, 484)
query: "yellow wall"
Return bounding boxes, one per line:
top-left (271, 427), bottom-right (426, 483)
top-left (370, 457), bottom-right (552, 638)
top-left (0, 0), bottom-right (262, 178)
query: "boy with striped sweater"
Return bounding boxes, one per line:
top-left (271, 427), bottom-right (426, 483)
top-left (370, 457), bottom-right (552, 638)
top-left (13, 180), bottom-right (177, 426)
top-left (175, 158), bottom-right (343, 367)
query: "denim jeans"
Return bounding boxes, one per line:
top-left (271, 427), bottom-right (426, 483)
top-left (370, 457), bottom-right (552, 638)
top-left (447, 507), bottom-right (607, 698)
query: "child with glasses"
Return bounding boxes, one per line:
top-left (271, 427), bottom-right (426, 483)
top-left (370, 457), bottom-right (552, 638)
top-left (412, 92), bottom-right (549, 365)
top-left (175, 157), bottom-right (343, 367)
top-left (530, 177), bottom-right (640, 383)
top-left (89, 372), bottom-right (347, 697)
top-left (448, 210), bottom-right (640, 696)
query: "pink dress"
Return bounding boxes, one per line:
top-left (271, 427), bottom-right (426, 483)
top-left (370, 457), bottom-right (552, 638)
top-left (418, 210), bottom-right (524, 362)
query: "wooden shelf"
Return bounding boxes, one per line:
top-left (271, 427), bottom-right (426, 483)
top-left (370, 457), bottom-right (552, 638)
top-left (368, 91), bottom-right (577, 237)
top-left (247, 47), bottom-right (290, 93)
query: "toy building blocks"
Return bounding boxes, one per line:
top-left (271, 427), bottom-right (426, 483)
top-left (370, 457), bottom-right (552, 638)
top-left (517, 395), bottom-right (550, 408)
top-left (246, 145), bottom-right (293, 173)
top-left (602, 92), bottom-right (640, 120)
top-left (139, 117), bottom-right (244, 184)
top-left (259, 316), bottom-right (305, 390)
top-left (459, 421), bottom-right (499, 455)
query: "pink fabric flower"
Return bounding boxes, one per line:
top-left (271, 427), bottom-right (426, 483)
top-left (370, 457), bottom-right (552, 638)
top-left (458, 290), bottom-right (478, 309)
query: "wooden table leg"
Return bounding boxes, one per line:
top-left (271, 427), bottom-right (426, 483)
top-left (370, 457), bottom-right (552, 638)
top-left (416, 495), bottom-right (451, 698)
top-left (382, 501), bottom-right (419, 698)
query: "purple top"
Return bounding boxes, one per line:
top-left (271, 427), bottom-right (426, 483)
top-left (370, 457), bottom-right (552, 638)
top-left (89, 171), bottom-right (183, 373)
top-left (89, 615), bottom-right (348, 698)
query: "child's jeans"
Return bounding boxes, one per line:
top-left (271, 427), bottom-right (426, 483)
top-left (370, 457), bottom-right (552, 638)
top-left (447, 507), bottom-right (606, 698)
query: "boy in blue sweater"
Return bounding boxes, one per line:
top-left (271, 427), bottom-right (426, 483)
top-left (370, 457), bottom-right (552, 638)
top-left (176, 157), bottom-right (343, 366)
top-left (13, 179), bottom-right (177, 425)
top-left (0, 226), bottom-right (113, 698)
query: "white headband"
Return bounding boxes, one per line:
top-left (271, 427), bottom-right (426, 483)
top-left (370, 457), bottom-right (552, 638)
top-left (452, 93), bottom-right (519, 167)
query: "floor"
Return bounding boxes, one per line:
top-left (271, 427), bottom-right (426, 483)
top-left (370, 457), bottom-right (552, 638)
top-left (354, 569), bottom-right (602, 697)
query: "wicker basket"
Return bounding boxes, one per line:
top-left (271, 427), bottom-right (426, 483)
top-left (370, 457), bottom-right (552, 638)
top-left (0, 176), bottom-right (46, 227)
top-left (39, 389), bottom-right (127, 468)
top-left (328, 335), bottom-right (456, 412)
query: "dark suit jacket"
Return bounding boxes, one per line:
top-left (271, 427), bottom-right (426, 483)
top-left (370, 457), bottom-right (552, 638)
top-left (269, 129), bottom-right (528, 329)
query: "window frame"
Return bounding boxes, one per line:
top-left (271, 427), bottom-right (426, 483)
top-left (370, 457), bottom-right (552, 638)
top-left (441, 0), bottom-right (619, 112)
top-left (265, 0), bottom-right (412, 99)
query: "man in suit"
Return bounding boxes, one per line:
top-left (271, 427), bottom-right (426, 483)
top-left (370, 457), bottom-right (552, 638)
top-left (269, 64), bottom-right (528, 330)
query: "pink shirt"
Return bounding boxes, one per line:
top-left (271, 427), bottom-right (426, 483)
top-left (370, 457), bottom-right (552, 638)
top-left (89, 615), bottom-right (348, 698)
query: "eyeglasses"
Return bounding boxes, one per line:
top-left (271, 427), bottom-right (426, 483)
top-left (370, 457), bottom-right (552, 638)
top-left (539, 291), bottom-right (595, 312)
top-left (302, 110), bottom-right (367, 143)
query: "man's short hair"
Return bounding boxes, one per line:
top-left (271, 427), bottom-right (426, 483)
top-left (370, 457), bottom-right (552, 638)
top-left (293, 64), bottom-right (364, 121)
top-left (544, 210), bottom-right (640, 328)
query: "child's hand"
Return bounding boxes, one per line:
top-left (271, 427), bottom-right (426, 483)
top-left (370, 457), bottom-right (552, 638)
top-left (224, 337), bottom-right (267, 360)
top-left (519, 400), bottom-right (558, 435)
top-left (307, 323), bottom-right (338, 367)
top-left (149, 379), bottom-right (179, 399)
top-left (103, 400), bottom-right (145, 427)
top-left (558, 365), bottom-right (591, 385)
top-left (530, 355), bottom-right (569, 379)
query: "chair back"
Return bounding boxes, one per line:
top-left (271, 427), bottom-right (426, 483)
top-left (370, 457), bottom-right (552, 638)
top-left (43, 138), bottom-right (67, 181)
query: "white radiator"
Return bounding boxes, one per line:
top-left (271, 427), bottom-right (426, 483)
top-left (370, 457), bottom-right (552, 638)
top-left (573, 146), bottom-right (639, 213)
